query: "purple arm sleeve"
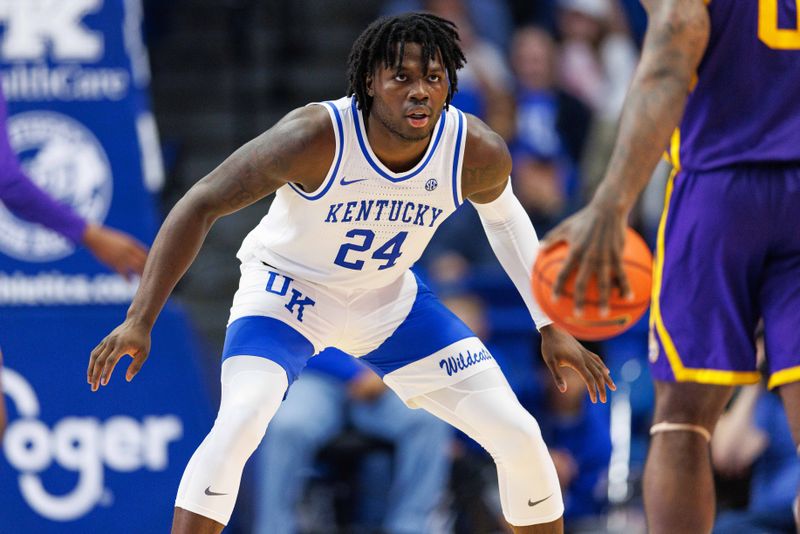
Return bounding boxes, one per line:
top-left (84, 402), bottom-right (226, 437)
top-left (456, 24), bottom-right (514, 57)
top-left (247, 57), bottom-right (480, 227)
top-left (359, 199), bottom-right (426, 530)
top-left (0, 90), bottom-right (86, 244)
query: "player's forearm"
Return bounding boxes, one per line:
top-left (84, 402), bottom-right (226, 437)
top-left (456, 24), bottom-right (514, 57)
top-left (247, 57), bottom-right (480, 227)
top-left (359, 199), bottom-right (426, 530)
top-left (593, 0), bottom-right (709, 214)
top-left (471, 181), bottom-right (552, 330)
top-left (125, 187), bottom-right (218, 329)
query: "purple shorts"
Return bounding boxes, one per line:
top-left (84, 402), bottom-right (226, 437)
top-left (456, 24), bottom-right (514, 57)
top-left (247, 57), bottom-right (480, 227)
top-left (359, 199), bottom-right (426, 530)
top-left (649, 165), bottom-right (800, 389)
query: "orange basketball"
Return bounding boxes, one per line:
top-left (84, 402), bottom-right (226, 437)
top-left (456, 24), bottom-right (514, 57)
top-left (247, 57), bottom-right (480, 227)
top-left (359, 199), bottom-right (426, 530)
top-left (532, 227), bottom-right (653, 341)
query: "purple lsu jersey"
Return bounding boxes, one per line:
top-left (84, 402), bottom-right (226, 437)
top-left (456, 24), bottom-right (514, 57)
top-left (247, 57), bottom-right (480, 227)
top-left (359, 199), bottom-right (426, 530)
top-left (673, 0), bottom-right (800, 171)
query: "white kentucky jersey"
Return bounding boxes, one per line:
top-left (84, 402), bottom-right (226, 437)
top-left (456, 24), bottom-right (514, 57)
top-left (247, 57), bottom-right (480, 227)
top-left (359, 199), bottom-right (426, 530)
top-left (237, 95), bottom-right (468, 290)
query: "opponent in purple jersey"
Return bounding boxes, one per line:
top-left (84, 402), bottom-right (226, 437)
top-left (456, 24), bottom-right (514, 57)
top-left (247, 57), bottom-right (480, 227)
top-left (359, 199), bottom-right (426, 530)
top-left (0, 86), bottom-right (148, 277)
top-left (543, 0), bottom-right (800, 532)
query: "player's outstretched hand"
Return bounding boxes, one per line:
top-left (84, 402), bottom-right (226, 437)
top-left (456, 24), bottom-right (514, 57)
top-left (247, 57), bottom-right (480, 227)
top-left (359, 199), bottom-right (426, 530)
top-left (539, 324), bottom-right (616, 403)
top-left (88, 319), bottom-right (151, 392)
top-left (540, 203), bottom-right (630, 314)
top-left (83, 223), bottom-right (148, 278)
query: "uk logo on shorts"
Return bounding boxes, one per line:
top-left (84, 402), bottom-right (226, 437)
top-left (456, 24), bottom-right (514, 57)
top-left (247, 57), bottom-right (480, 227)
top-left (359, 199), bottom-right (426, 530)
top-left (264, 270), bottom-right (316, 322)
top-left (0, 111), bottom-right (113, 262)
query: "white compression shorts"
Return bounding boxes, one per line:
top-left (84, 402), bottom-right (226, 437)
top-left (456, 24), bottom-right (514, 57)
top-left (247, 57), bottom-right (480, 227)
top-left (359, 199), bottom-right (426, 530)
top-left (175, 355), bottom-right (563, 527)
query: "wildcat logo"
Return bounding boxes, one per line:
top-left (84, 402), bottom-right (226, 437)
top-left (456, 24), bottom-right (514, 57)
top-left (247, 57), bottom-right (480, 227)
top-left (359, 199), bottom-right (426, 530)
top-left (0, 111), bottom-right (113, 262)
top-left (439, 348), bottom-right (493, 377)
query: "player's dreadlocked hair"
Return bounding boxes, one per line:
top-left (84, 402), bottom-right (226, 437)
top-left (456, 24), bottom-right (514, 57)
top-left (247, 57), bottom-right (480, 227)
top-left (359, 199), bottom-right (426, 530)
top-left (347, 13), bottom-right (466, 115)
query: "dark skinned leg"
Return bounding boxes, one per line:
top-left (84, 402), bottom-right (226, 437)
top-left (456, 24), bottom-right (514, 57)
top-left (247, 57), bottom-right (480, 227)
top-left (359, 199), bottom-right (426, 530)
top-left (172, 507), bottom-right (224, 534)
top-left (643, 380), bottom-right (734, 534)
top-left (510, 516), bottom-right (563, 534)
top-left (777, 381), bottom-right (800, 532)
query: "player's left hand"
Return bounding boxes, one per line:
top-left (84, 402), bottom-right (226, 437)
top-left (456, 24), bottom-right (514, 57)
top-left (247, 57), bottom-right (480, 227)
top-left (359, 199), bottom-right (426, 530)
top-left (539, 324), bottom-right (616, 403)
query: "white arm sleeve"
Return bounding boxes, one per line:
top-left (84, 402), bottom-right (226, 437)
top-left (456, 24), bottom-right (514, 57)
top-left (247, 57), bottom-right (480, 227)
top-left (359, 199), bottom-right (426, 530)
top-left (470, 179), bottom-right (553, 330)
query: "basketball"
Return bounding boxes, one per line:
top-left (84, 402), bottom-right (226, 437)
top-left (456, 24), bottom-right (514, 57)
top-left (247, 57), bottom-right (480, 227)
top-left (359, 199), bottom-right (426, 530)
top-left (532, 228), bottom-right (653, 341)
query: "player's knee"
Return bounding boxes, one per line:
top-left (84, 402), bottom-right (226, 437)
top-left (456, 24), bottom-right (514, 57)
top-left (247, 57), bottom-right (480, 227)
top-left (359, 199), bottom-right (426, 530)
top-left (507, 418), bottom-right (545, 460)
top-left (487, 414), bottom-right (545, 463)
top-left (653, 382), bottom-right (732, 429)
top-left (217, 394), bottom-right (282, 452)
top-left (215, 409), bottom-right (269, 455)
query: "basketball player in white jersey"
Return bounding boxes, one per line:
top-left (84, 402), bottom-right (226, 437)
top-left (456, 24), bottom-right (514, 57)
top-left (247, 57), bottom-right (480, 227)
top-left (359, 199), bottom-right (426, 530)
top-left (87, 13), bottom-right (615, 534)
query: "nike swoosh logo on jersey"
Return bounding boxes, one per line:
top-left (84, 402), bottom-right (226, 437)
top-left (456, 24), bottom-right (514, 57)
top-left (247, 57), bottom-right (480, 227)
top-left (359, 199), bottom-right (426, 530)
top-left (340, 176), bottom-right (368, 186)
top-left (205, 486), bottom-right (228, 496)
top-left (528, 494), bottom-right (552, 507)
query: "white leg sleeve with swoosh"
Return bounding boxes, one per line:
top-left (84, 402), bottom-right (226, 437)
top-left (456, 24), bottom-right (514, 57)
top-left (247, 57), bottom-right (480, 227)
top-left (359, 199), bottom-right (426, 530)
top-left (407, 367), bottom-right (564, 526)
top-left (471, 179), bottom-right (553, 330)
top-left (174, 356), bottom-right (288, 525)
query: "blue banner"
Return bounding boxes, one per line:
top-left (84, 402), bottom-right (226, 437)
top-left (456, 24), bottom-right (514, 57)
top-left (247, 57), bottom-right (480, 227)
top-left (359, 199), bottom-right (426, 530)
top-left (0, 1), bottom-right (214, 531)
top-left (0, 0), bottom-right (161, 282)
top-left (0, 305), bottom-right (212, 531)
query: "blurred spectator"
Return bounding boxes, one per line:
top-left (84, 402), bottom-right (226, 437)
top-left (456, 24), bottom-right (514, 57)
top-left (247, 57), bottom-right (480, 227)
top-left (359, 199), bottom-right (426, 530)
top-left (509, 26), bottom-right (591, 232)
top-left (0, 86), bottom-right (148, 277)
top-left (712, 335), bottom-right (800, 533)
top-left (383, 0), bottom-right (513, 51)
top-left (555, 0), bottom-right (637, 195)
top-left (556, 0), bottom-right (635, 119)
top-left (423, 0), bottom-right (516, 141)
top-left (254, 349), bottom-right (451, 534)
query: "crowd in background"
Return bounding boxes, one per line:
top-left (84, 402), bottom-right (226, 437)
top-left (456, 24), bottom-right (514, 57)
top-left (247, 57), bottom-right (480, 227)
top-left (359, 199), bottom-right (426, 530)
top-left (138, 0), bottom-right (799, 532)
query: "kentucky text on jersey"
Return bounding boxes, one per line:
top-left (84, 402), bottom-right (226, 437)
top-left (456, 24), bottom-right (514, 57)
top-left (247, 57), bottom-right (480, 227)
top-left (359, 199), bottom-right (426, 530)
top-left (324, 199), bottom-right (445, 227)
top-left (439, 348), bottom-right (494, 377)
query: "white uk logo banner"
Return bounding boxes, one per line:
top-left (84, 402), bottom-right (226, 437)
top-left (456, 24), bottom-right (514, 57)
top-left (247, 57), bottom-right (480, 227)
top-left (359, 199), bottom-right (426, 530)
top-left (0, 0), bottom-right (104, 62)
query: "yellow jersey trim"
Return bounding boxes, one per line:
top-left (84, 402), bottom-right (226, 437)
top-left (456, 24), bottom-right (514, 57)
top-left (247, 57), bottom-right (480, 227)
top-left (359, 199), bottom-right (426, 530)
top-left (651, 169), bottom-right (761, 386)
top-left (768, 365), bottom-right (800, 389)
top-left (668, 129), bottom-right (682, 171)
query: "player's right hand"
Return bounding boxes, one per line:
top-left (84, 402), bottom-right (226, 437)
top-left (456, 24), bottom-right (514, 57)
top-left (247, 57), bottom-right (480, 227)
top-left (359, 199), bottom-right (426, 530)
top-left (541, 202), bottom-right (631, 314)
top-left (82, 223), bottom-right (148, 279)
top-left (88, 319), bottom-right (151, 392)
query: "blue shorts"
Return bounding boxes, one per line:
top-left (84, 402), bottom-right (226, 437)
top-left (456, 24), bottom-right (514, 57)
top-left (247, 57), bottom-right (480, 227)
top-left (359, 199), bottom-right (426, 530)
top-left (222, 262), bottom-right (500, 403)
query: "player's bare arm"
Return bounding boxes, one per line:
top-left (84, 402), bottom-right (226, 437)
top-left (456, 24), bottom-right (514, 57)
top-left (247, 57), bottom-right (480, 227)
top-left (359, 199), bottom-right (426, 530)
top-left (461, 114), bottom-right (513, 203)
top-left (87, 105), bottom-right (335, 391)
top-left (543, 0), bottom-right (710, 311)
top-left (464, 114), bottom-right (616, 403)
